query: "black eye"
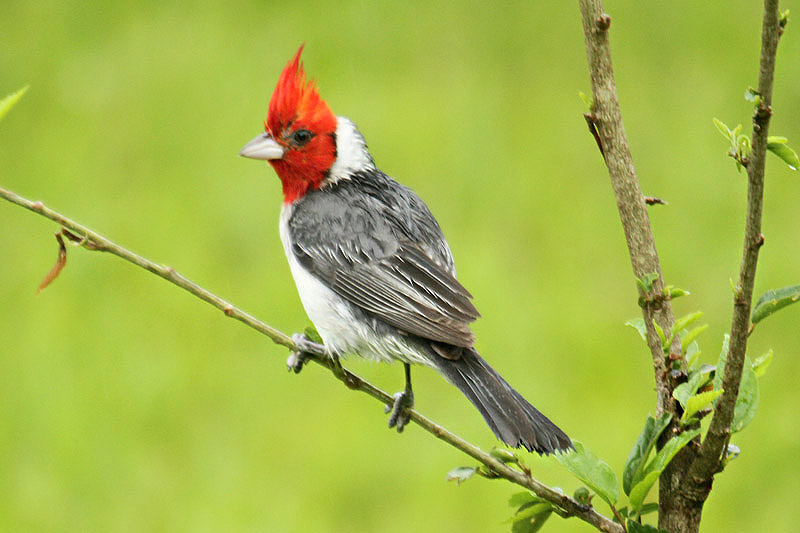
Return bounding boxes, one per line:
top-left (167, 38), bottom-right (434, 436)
top-left (290, 129), bottom-right (313, 146)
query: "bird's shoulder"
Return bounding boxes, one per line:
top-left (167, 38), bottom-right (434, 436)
top-left (286, 169), bottom-right (480, 347)
top-left (289, 169), bottom-right (455, 271)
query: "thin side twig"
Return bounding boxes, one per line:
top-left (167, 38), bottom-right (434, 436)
top-left (0, 183), bottom-right (623, 533)
top-left (689, 0), bottom-right (781, 484)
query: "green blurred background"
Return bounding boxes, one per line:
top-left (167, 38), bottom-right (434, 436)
top-left (2, 1), bottom-right (798, 531)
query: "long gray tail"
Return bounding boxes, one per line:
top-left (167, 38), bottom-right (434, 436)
top-left (435, 348), bottom-right (572, 455)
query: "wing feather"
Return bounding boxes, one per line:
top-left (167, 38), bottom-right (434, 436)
top-left (287, 172), bottom-right (480, 348)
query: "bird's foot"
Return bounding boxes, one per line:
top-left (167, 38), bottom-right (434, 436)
top-left (287, 333), bottom-right (325, 374)
top-left (384, 389), bottom-right (414, 433)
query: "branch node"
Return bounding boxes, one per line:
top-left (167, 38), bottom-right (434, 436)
top-left (583, 113), bottom-right (606, 159)
top-left (753, 104), bottom-right (773, 131)
top-left (223, 305), bottom-right (235, 317)
top-left (32, 201), bottom-right (44, 211)
top-left (645, 196), bottom-right (668, 206)
top-left (596, 13), bottom-right (612, 31)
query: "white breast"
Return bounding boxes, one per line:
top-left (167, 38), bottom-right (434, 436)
top-left (279, 204), bottom-right (432, 366)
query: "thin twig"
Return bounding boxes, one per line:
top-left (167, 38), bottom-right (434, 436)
top-left (689, 0), bottom-right (781, 483)
top-left (0, 184), bottom-right (623, 533)
top-left (578, 0), bottom-right (677, 417)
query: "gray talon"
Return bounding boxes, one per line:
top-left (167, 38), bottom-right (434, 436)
top-left (288, 333), bottom-right (326, 374)
top-left (286, 351), bottom-right (309, 373)
top-left (387, 390), bottom-right (414, 432)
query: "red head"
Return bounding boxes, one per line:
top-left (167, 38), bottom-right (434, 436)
top-left (240, 46), bottom-right (338, 203)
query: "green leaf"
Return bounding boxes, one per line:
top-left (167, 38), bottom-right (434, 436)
top-left (767, 135), bottom-right (788, 144)
top-left (744, 86), bottom-right (761, 104)
top-left (557, 441), bottom-right (619, 506)
top-left (490, 447), bottom-right (519, 463)
top-left (768, 140), bottom-right (800, 170)
top-left (685, 341), bottom-right (702, 370)
top-left (672, 311), bottom-right (704, 337)
top-left (0, 85), bottom-right (29, 123)
top-left (730, 278), bottom-right (741, 298)
top-left (737, 133), bottom-right (751, 159)
top-left (511, 507), bottom-right (552, 533)
top-left (627, 520), bottom-right (669, 533)
top-left (628, 428), bottom-right (701, 513)
top-left (751, 285), bottom-right (800, 323)
top-left (628, 471), bottom-right (660, 514)
top-left (713, 118), bottom-right (732, 141)
top-left (622, 415), bottom-right (672, 495)
top-left (672, 367), bottom-right (714, 409)
top-left (579, 91), bottom-right (594, 111)
top-left (508, 491), bottom-right (540, 508)
top-left (508, 502), bottom-right (552, 522)
top-left (711, 337), bottom-right (760, 432)
top-left (731, 359), bottom-right (759, 433)
top-left (636, 272), bottom-right (659, 293)
top-left (446, 466), bottom-right (477, 485)
top-left (652, 320), bottom-right (666, 349)
top-left (682, 389), bottom-right (724, 425)
top-left (672, 383), bottom-right (692, 409)
top-left (780, 8), bottom-right (790, 27)
top-left (752, 350), bottom-right (773, 377)
top-left (663, 285), bottom-right (690, 300)
top-left (625, 318), bottom-right (647, 342)
top-left (681, 325), bottom-right (708, 354)
top-left (303, 325), bottom-right (323, 344)
top-left (639, 502), bottom-right (660, 516)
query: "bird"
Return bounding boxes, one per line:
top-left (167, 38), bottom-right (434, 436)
top-left (239, 45), bottom-right (572, 454)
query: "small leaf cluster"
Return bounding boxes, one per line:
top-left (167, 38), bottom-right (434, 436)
top-left (553, 439), bottom-right (674, 531)
top-left (446, 447), bottom-right (531, 486)
top-left (622, 415), bottom-right (698, 521)
top-left (506, 491), bottom-right (560, 533)
top-left (713, 113), bottom-right (799, 172)
top-left (634, 272), bottom-right (689, 309)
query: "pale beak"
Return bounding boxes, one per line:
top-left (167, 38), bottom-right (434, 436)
top-left (239, 133), bottom-right (284, 160)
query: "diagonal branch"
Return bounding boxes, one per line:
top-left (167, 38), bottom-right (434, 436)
top-left (0, 183), bottom-right (623, 533)
top-left (688, 0), bottom-right (781, 484)
top-left (578, 0), bottom-right (677, 417)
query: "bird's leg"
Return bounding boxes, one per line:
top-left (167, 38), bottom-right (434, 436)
top-left (287, 333), bottom-right (326, 374)
top-left (385, 363), bottom-right (414, 432)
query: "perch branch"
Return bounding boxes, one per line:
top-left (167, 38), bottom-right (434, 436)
top-left (0, 183), bottom-right (623, 533)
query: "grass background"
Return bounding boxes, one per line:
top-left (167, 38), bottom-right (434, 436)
top-left (1, 1), bottom-right (798, 531)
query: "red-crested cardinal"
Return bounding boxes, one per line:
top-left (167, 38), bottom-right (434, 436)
top-left (240, 46), bottom-right (572, 454)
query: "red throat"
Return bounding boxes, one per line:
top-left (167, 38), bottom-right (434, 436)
top-left (266, 45), bottom-right (338, 204)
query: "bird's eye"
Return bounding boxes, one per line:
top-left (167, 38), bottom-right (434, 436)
top-left (290, 129), bottom-right (313, 147)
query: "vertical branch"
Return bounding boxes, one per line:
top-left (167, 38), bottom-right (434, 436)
top-left (578, 0), bottom-right (676, 416)
top-left (689, 0), bottom-right (781, 484)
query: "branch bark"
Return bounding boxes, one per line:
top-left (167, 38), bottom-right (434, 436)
top-left (579, 1), bottom-right (782, 531)
top-left (580, 2), bottom-right (696, 527)
top-left (681, 0), bottom-right (781, 516)
top-left (0, 184), bottom-right (623, 533)
top-left (578, 0), bottom-right (677, 417)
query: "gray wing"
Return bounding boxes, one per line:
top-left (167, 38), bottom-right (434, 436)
top-left (289, 182), bottom-right (480, 348)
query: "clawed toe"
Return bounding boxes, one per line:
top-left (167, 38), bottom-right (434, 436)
top-left (286, 350), bottom-right (310, 374)
top-left (386, 390), bottom-right (414, 432)
top-left (287, 333), bottom-right (326, 373)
